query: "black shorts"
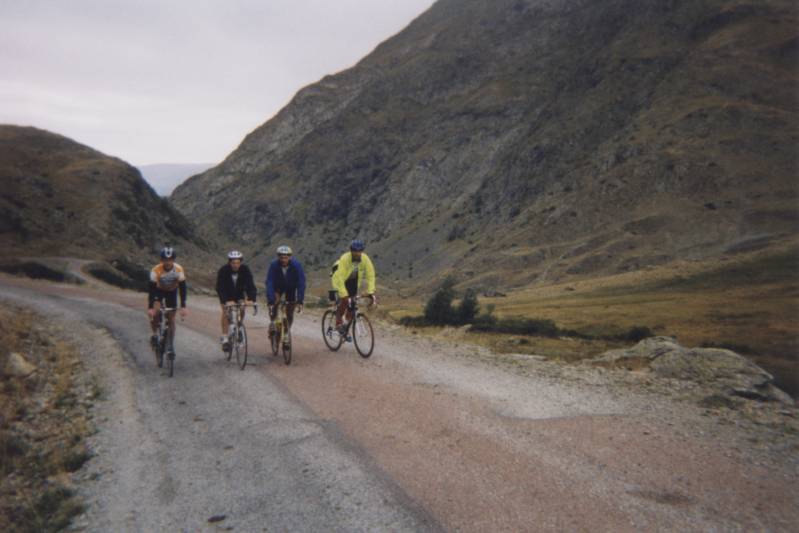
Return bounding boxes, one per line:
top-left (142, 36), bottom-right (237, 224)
top-left (153, 289), bottom-right (178, 309)
top-left (345, 278), bottom-right (358, 298)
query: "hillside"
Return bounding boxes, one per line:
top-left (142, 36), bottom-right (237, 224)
top-left (0, 125), bottom-right (212, 283)
top-left (171, 0), bottom-right (798, 291)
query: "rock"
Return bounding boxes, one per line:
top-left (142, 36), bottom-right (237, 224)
top-left (594, 337), bottom-right (793, 404)
top-left (5, 352), bottom-right (36, 377)
top-left (208, 515), bottom-right (226, 523)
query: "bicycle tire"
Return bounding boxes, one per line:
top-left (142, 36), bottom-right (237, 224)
top-left (157, 336), bottom-right (165, 368)
top-left (225, 330), bottom-right (233, 361)
top-left (282, 318), bottom-right (292, 365)
top-left (236, 323), bottom-right (248, 370)
top-left (322, 310), bottom-right (343, 351)
top-left (167, 350), bottom-right (174, 378)
top-left (270, 325), bottom-right (280, 356)
top-left (353, 313), bottom-right (374, 358)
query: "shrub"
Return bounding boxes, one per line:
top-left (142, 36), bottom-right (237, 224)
top-left (624, 326), bottom-right (654, 342)
top-left (424, 277), bottom-right (456, 325)
top-left (456, 289), bottom-right (479, 324)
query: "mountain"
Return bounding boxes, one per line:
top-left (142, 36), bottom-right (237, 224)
top-left (137, 163), bottom-right (215, 196)
top-left (171, 0), bottom-right (798, 290)
top-left (0, 125), bottom-right (209, 275)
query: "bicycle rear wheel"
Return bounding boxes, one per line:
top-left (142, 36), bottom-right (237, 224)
top-left (236, 323), bottom-right (248, 370)
top-left (282, 319), bottom-right (292, 365)
top-left (322, 310), bottom-right (343, 351)
top-left (270, 325), bottom-right (280, 356)
top-left (353, 313), bottom-right (374, 358)
top-left (157, 336), bottom-right (165, 368)
top-left (225, 333), bottom-right (233, 361)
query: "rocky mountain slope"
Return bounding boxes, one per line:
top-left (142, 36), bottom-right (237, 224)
top-left (172, 0), bottom-right (798, 290)
top-left (0, 125), bottom-right (209, 274)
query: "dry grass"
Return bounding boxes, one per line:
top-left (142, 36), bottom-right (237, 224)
top-left (385, 247), bottom-right (799, 396)
top-left (0, 305), bottom-right (93, 532)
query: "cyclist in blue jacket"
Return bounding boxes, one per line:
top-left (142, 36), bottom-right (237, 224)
top-left (266, 245), bottom-right (306, 336)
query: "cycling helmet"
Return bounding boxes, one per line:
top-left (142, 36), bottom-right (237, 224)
top-left (350, 239), bottom-right (365, 252)
top-left (160, 246), bottom-right (176, 259)
top-left (228, 250), bottom-right (243, 260)
top-left (276, 245), bottom-right (292, 256)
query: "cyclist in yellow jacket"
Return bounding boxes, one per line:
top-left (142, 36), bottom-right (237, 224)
top-left (331, 239), bottom-right (377, 334)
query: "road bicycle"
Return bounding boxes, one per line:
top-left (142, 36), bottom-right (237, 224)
top-left (269, 300), bottom-right (293, 365)
top-left (152, 306), bottom-right (178, 377)
top-left (224, 302), bottom-right (257, 370)
top-left (322, 294), bottom-right (375, 358)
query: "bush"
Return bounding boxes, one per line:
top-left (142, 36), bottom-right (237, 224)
top-left (624, 326), bottom-right (654, 342)
top-left (424, 277), bottom-right (457, 325)
top-left (456, 289), bottom-right (479, 324)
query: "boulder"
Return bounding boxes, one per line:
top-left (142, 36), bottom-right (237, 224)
top-left (594, 337), bottom-right (793, 404)
top-left (5, 352), bottom-right (37, 377)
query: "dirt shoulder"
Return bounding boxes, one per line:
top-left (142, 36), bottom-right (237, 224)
top-left (0, 304), bottom-right (98, 532)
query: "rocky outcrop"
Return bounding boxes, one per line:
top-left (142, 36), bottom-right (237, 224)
top-left (171, 0), bottom-right (799, 286)
top-left (594, 337), bottom-right (793, 404)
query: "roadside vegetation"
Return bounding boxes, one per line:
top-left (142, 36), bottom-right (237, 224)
top-left (399, 276), bottom-right (653, 343)
top-left (0, 304), bottom-right (96, 531)
top-left (390, 247), bottom-right (799, 397)
top-left (0, 260), bottom-right (82, 285)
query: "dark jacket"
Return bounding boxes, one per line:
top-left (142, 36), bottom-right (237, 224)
top-left (266, 258), bottom-right (306, 304)
top-left (216, 264), bottom-right (257, 303)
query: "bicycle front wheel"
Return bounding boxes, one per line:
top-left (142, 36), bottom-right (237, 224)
top-left (282, 319), bottom-right (292, 365)
top-left (236, 323), bottom-right (248, 370)
top-left (353, 313), bottom-right (374, 358)
top-left (167, 351), bottom-right (174, 377)
top-left (157, 337), bottom-right (165, 368)
top-left (322, 310), bottom-right (343, 351)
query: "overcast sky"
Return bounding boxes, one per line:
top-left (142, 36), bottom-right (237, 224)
top-left (0, 0), bottom-right (434, 165)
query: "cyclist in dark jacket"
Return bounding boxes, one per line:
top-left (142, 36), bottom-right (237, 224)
top-left (216, 250), bottom-right (257, 351)
top-left (266, 245), bottom-right (306, 334)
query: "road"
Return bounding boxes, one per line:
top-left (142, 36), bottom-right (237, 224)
top-left (1, 274), bottom-right (797, 532)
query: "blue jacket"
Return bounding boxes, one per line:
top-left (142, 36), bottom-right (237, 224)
top-left (266, 258), bottom-right (306, 304)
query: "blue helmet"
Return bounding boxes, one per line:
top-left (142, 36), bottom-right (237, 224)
top-left (350, 239), bottom-right (365, 252)
top-left (160, 246), bottom-right (176, 259)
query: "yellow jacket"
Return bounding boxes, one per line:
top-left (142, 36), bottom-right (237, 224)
top-left (331, 252), bottom-right (376, 297)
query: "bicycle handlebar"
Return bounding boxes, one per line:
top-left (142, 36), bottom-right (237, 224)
top-left (225, 302), bottom-right (258, 315)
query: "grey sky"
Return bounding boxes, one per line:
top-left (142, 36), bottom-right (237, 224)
top-left (0, 0), bottom-right (434, 165)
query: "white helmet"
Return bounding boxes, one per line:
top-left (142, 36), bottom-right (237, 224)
top-left (276, 245), bottom-right (292, 256)
top-left (228, 250), bottom-right (243, 260)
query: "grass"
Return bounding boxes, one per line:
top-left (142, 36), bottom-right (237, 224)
top-left (386, 247), bottom-right (799, 396)
top-left (0, 305), bottom-right (94, 531)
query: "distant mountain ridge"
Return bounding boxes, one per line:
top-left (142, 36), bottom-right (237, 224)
top-left (138, 163), bottom-right (215, 196)
top-left (171, 0), bottom-right (799, 290)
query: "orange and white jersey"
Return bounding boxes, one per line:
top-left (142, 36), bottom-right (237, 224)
top-left (150, 263), bottom-right (186, 291)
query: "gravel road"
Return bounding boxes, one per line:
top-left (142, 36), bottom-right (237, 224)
top-left (1, 275), bottom-right (797, 532)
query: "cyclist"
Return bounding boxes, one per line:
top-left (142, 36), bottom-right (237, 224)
top-left (265, 245), bottom-right (306, 337)
top-left (148, 246), bottom-right (188, 355)
top-left (330, 239), bottom-right (376, 336)
top-left (215, 250), bottom-right (257, 351)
